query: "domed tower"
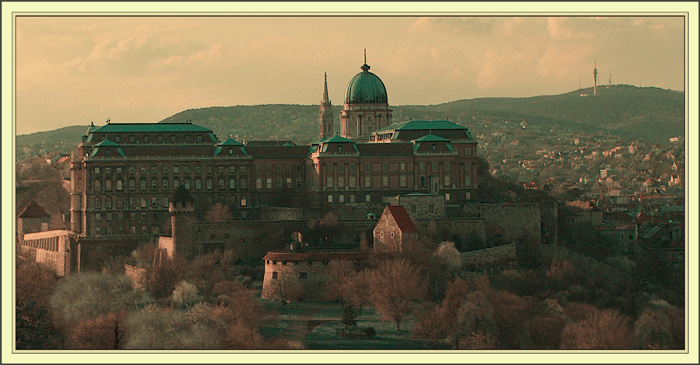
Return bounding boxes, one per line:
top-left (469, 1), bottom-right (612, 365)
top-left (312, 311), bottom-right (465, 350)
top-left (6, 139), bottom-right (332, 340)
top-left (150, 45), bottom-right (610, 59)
top-left (319, 72), bottom-right (334, 139)
top-left (169, 186), bottom-right (196, 258)
top-left (340, 51), bottom-right (392, 140)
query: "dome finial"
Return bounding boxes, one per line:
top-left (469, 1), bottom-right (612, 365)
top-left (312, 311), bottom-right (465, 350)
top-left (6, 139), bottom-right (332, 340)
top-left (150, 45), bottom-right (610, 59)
top-left (361, 49), bottom-right (370, 71)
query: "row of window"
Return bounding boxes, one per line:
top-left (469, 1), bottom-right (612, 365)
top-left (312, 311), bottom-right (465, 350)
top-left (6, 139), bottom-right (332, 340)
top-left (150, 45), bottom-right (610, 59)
top-left (267, 259), bottom-right (328, 266)
top-left (94, 177), bottom-right (249, 192)
top-left (106, 133), bottom-right (206, 144)
top-left (93, 194), bottom-right (250, 210)
top-left (94, 165), bottom-right (248, 176)
top-left (323, 174), bottom-right (473, 189)
top-left (94, 225), bottom-right (158, 236)
top-left (255, 177), bottom-right (303, 190)
top-left (256, 164), bottom-right (303, 174)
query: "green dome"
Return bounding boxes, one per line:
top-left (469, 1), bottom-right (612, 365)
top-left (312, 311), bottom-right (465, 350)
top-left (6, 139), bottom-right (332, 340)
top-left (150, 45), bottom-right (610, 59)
top-left (344, 63), bottom-right (388, 104)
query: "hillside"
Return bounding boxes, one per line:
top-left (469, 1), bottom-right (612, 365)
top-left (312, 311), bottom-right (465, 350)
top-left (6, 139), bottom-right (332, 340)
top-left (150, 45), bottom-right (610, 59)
top-left (15, 85), bottom-right (684, 161)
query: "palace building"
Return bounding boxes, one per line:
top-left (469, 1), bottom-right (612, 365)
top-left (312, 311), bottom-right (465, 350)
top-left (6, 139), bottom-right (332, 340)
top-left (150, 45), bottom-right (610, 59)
top-left (68, 59), bottom-right (479, 243)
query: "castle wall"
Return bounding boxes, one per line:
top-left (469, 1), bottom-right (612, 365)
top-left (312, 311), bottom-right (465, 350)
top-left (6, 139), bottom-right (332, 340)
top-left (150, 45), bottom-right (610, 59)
top-left (460, 243), bottom-right (516, 270)
top-left (462, 203), bottom-right (541, 244)
top-left (21, 230), bottom-right (75, 276)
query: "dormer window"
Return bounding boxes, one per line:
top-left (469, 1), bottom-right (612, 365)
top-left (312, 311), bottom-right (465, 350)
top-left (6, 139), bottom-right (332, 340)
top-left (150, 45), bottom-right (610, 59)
top-left (144, 135), bottom-right (149, 143)
top-left (431, 144), bottom-right (437, 152)
top-left (129, 135), bottom-right (135, 143)
top-left (157, 135), bottom-right (163, 143)
top-left (115, 136), bottom-right (121, 143)
top-left (338, 145), bottom-right (343, 152)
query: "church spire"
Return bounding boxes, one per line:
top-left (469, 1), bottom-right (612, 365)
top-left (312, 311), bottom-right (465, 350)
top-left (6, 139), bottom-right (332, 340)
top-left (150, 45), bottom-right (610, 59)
top-left (322, 72), bottom-right (329, 103)
top-left (319, 72), bottom-right (333, 139)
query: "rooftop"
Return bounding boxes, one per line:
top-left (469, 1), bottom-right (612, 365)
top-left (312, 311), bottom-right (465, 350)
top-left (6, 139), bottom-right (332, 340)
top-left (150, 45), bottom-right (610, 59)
top-left (92, 122), bottom-right (214, 133)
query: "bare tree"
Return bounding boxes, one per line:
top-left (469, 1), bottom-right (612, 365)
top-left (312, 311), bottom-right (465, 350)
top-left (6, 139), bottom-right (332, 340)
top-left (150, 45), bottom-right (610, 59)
top-left (69, 310), bottom-right (128, 349)
top-left (560, 307), bottom-right (632, 349)
top-left (367, 258), bottom-right (426, 331)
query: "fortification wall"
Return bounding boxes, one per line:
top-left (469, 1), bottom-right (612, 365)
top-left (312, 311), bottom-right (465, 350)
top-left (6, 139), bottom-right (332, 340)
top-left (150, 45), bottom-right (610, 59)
top-left (462, 203), bottom-right (541, 244)
top-left (460, 243), bottom-right (516, 270)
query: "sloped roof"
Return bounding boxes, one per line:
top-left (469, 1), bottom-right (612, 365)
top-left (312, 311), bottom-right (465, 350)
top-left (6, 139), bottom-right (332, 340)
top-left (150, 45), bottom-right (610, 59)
top-left (19, 200), bottom-right (49, 218)
top-left (246, 140), bottom-right (296, 147)
top-left (219, 138), bottom-right (244, 146)
top-left (263, 252), bottom-right (370, 261)
top-left (412, 134), bottom-right (450, 143)
top-left (385, 205), bottom-right (418, 233)
top-left (323, 135), bottom-right (356, 143)
top-left (375, 120), bottom-right (468, 133)
top-left (92, 122), bottom-right (213, 133)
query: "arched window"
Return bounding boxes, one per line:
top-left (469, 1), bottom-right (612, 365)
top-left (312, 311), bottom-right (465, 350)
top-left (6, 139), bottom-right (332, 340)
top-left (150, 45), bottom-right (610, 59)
top-left (105, 180), bottom-right (112, 191)
top-left (163, 196), bottom-right (169, 208)
top-left (140, 180), bottom-right (147, 191)
top-left (184, 179), bottom-right (190, 189)
top-left (207, 179), bottom-right (213, 190)
top-left (229, 178), bottom-right (236, 189)
top-left (419, 176), bottom-right (426, 187)
top-left (241, 179), bottom-right (247, 189)
top-left (94, 197), bottom-right (101, 209)
top-left (152, 196), bottom-right (158, 208)
top-left (218, 178), bottom-right (225, 190)
top-left (129, 180), bottom-right (135, 190)
top-left (230, 194), bottom-right (236, 205)
top-left (94, 180), bottom-right (101, 191)
top-left (117, 197), bottom-right (123, 208)
top-left (151, 179), bottom-right (157, 190)
top-left (106, 197), bottom-right (112, 209)
top-left (116, 180), bottom-right (123, 191)
top-left (219, 194), bottom-right (225, 203)
top-left (173, 179), bottom-right (180, 189)
top-left (162, 179), bottom-right (169, 191)
top-left (141, 197), bottom-right (147, 208)
top-left (240, 195), bottom-right (247, 207)
top-left (195, 179), bottom-right (202, 190)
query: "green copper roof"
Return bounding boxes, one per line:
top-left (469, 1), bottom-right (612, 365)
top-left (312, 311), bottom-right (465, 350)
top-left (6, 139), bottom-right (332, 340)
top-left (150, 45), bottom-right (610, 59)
top-left (93, 138), bottom-right (121, 147)
top-left (90, 139), bottom-right (125, 157)
top-left (412, 134), bottom-right (450, 142)
top-left (323, 135), bottom-right (356, 143)
top-left (344, 63), bottom-right (388, 104)
top-left (219, 138), bottom-right (244, 146)
top-left (375, 120), bottom-right (468, 133)
top-left (91, 122), bottom-right (213, 133)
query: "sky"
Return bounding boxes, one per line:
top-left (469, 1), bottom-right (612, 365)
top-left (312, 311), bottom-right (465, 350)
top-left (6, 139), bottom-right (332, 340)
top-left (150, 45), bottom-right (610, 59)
top-left (14, 14), bottom-right (686, 135)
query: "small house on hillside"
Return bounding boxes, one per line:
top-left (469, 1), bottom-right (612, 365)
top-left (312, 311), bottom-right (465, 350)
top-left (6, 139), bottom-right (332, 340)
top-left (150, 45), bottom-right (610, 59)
top-left (373, 205), bottom-right (418, 252)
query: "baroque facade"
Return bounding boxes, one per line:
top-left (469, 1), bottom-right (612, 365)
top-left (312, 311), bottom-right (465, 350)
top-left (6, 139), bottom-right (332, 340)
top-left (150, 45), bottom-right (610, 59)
top-left (68, 59), bottom-right (480, 244)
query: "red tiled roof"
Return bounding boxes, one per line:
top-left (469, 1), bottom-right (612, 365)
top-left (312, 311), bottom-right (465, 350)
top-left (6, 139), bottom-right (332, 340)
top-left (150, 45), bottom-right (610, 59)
top-left (386, 205), bottom-right (418, 233)
top-left (262, 252), bottom-right (370, 261)
top-left (18, 200), bottom-right (49, 218)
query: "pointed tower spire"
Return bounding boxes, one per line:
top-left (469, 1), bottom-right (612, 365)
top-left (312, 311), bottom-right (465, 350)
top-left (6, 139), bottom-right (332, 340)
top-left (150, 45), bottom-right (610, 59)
top-left (319, 72), bottom-right (334, 139)
top-left (322, 72), bottom-right (329, 103)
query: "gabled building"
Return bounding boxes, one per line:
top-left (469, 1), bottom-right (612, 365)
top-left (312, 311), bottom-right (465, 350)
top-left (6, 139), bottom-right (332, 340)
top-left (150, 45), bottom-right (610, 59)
top-left (373, 205), bottom-right (418, 252)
